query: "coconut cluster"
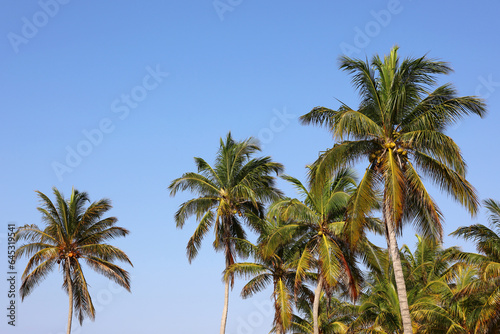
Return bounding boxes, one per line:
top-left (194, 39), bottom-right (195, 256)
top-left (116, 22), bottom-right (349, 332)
top-left (369, 140), bottom-right (410, 169)
top-left (56, 248), bottom-right (80, 264)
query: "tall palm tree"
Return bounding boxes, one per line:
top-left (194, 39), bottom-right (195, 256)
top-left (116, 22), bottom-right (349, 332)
top-left (168, 132), bottom-right (284, 334)
top-left (300, 46), bottom-right (486, 333)
top-left (265, 168), bottom-right (367, 334)
top-left (15, 187), bottom-right (132, 334)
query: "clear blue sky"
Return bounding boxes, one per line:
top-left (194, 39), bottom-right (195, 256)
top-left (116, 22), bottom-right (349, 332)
top-left (1, 1), bottom-right (499, 333)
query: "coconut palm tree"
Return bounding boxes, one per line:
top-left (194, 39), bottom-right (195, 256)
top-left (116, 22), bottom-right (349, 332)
top-left (401, 235), bottom-right (459, 300)
top-left (168, 132), bottom-right (284, 334)
top-left (411, 263), bottom-right (483, 334)
top-left (224, 221), bottom-right (302, 334)
top-left (291, 293), bottom-right (357, 334)
top-left (450, 198), bottom-right (500, 332)
top-left (15, 187), bottom-right (132, 334)
top-left (264, 168), bottom-right (369, 334)
top-left (351, 264), bottom-right (403, 334)
top-left (300, 46), bottom-right (486, 333)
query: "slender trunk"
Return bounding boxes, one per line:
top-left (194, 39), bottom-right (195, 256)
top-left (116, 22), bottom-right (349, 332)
top-left (220, 230), bottom-right (232, 334)
top-left (220, 278), bottom-right (230, 334)
top-left (273, 281), bottom-right (282, 334)
top-left (66, 260), bottom-right (73, 334)
top-left (313, 275), bottom-right (323, 334)
top-left (384, 200), bottom-right (413, 334)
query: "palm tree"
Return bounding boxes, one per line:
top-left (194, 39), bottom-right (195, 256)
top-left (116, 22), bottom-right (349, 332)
top-left (351, 262), bottom-right (403, 334)
top-left (300, 46), bottom-right (486, 333)
top-left (265, 168), bottom-right (367, 334)
top-left (15, 187), bottom-right (132, 334)
top-left (292, 293), bottom-right (357, 334)
top-left (450, 198), bottom-right (500, 332)
top-left (168, 132), bottom-right (284, 334)
top-left (401, 235), bottom-right (458, 297)
top-left (400, 236), bottom-right (462, 333)
top-left (224, 221), bottom-right (302, 334)
top-left (411, 263), bottom-right (482, 334)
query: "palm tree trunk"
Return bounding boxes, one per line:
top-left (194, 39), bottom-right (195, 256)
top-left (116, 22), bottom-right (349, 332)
top-left (313, 275), bottom-right (323, 334)
top-left (384, 201), bottom-right (412, 334)
top-left (66, 260), bottom-right (73, 334)
top-left (220, 225), bottom-right (233, 334)
top-left (220, 278), bottom-right (229, 334)
top-left (273, 283), bottom-right (282, 334)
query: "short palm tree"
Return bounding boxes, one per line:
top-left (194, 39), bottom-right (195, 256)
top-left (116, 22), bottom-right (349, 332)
top-left (292, 293), bottom-right (357, 334)
top-left (15, 187), bottom-right (132, 334)
top-left (401, 235), bottom-right (459, 300)
top-left (168, 132), bottom-right (284, 334)
top-left (265, 168), bottom-right (365, 334)
top-left (300, 46), bottom-right (486, 333)
top-left (224, 222), bottom-right (300, 334)
top-left (349, 247), bottom-right (403, 334)
top-left (451, 198), bottom-right (500, 332)
top-left (411, 263), bottom-right (482, 334)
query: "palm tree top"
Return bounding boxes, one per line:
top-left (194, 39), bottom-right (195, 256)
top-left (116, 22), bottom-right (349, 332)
top-left (300, 46), bottom-right (486, 229)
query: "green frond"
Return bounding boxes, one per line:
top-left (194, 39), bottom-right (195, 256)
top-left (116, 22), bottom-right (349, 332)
top-left (404, 161), bottom-right (443, 241)
top-left (333, 104), bottom-right (383, 140)
top-left (72, 198), bottom-right (112, 239)
top-left (77, 225), bottom-right (129, 246)
top-left (413, 151), bottom-right (479, 215)
top-left (19, 257), bottom-right (56, 300)
top-left (318, 234), bottom-right (341, 287)
top-left (299, 106), bottom-right (336, 128)
top-left (309, 140), bottom-right (378, 187)
top-left (71, 260), bottom-right (95, 324)
top-left (275, 278), bottom-right (293, 330)
top-left (400, 130), bottom-right (466, 175)
top-left (84, 256), bottom-right (131, 291)
top-left (294, 243), bottom-right (314, 291)
top-left (15, 225), bottom-right (57, 244)
top-left (185, 210), bottom-right (214, 262)
top-left (485, 198), bottom-right (500, 230)
top-left (173, 197), bottom-right (217, 229)
top-left (168, 173), bottom-right (220, 197)
top-left (344, 167), bottom-right (379, 246)
top-left (224, 262), bottom-right (267, 281)
top-left (240, 274), bottom-right (272, 298)
top-left (78, 244), bottom-right (132, 266)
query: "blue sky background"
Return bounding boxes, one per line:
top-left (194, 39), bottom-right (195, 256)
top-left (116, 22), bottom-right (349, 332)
top-left (1, 1), bottom-right (499, 333)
